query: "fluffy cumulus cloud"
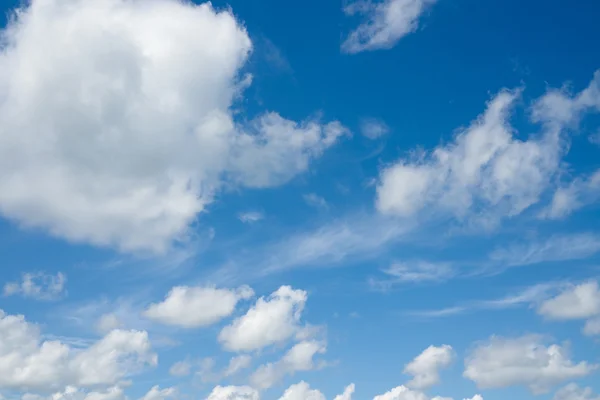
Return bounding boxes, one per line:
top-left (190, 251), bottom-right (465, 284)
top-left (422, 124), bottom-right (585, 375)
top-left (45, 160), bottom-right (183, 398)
top-left (0, 0), bottom-right (345, 253)
top-left (206, 386), bottom-right (259, 400)
top-left (219, 286), bottom-right (308, 352)
top-left (139, 386), bottom-right (177, 400)
top-left (22, 385), bottom-right (127, 400)
top-left (554, 383), bottom-right (600, 400)
top-left (250, 340), bottom-right (326, 389)
top-left (342, 0), bottom-right (437, 53)
top-left (404, 345), bottom-right (454, 389)
top-left (463, 335), bottom-right (595, 394)
top-left (278, 382), bottom-right (326, 400)
top-left (3, 272), bottom-right (66, 300)
top-left (143, 285), bottom-right (254, 328)
top-left (537, 280), bottom-right (600, 336)
top-left (333, 384), bottom-right (355, 400)
top-left (372, 385), bottom-right (449, 400)
top-left (0, 309), bottom-right (156, 392)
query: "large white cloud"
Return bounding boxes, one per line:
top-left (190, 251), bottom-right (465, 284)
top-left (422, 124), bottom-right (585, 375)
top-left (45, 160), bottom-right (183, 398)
top-left (0, 0), bottom-right (345, 253)
top-left (463, 335), bottom-right (595, 394)
top-left (342, 0), bottom-right (437, 53)
top-left (404, 345), bottom-right (454, 390)
top-left (143, 285), bottom-right (254, 328)
top-left (218, 286), bottom-right (307, 352)
top-left (0, 309), bottom-right (156, 392)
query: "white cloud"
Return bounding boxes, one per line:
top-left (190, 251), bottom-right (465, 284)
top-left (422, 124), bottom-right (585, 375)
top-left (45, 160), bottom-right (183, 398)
top-left (238, 212), bottom-right (264, 224)
top-left (0, 309), bottom-right (156, 392)
top-left (360, 118), bottom-right (390, 139)
top-left (342, 0), bottom-right (437, 53)
top-left (95, 314), bottom-right (123, 334)
top-left (541, 169), bottom-right (600, 219)
top-left (224, 355), bottom-right (252, 377)
top-left (219, 286), bottom-right (307, 352)
top-left (463, 335), bottom-right (595, 394)
top-left (303, 194), bottom-right (329, 210)
top-left (143, 285), bottom-right (254, 328)
top-left (583, 317), bottom-right (600, 336)
top-left (376, 88), bottom-right (565, 226)
top-left (250, 340), bottom-right (326, 389)
top-left (22, 385), bottom-right (128, 400)
top-left (371, 386), bottom-right (431, 400)
top-left (538, 281), bottom-right (600, 320)
top-left (463, 397), bottom-right (483, 400)
top-left (206, 386), bottom-right (259, 400)
top-left (169, 359), bottom-right (191, 377)
top-left (487, 233), bottom-right (600, 270)
top-left (3, 272), bottom-right (66, 300)
top-left (371, 261), bottom-right (454, 290)
top-left (0, 0), bottom-right (345, 253)
top-left (404, 345), bottom-right (454, 389)
top-left (554, 383), bottom-right (600, 400)
top-left (278, 382), bottom-right (325, 400)
top-left (333, 384), bottom-right (355, 400)
top-left (139, 386), bottom-right (177, 400)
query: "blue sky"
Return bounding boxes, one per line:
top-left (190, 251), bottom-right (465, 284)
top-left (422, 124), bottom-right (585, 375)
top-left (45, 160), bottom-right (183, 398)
top-left (1, 0), bottom-right (600, 400)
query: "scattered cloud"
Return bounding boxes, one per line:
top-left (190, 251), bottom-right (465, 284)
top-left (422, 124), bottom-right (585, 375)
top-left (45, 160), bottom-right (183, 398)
top-left (3, 272), bottom-right (66, 301)
top-left (342, 0), bottom-right (438, 53)
top-left (0, 309), bottom-right (156, 392)
top-left (279, 381), bottom-right (325, 400)
top-left (334, 384), bottom-right (356, 400)
top-left (218, 286), bottom-right (307, 352)
top-left (224, 355), bottom-right (253, 377)
top-left (376, 88), bottom-right (564, 227)
top-left (370, 261), bottom-right (454, 290)
top-left (0, 0), bottom-right (345, 253)
top-left (464, 335), bottom-right (595, 394)
top-left (372, 385), bottom-right (449, 400)
top-left (238, 212), bottom-right (265, 224)
top-left (143, 285), bottom-right (254, 328)
top-left (487, 233), bottom-right (600, 272)
top-left (250, 340), bottom-right (327, 389)
top-left (206, 386), bottom-right (259, 400)
top-left (139, 386), bottom-right (177, 400)
top-left (554, 383), bottom-right (600, 400)
top-left (404, 345), bottom-right (454, 390)
top-left (360, 118), bottom-right (390, 139)
top-left (169, 360), bottom-right (191, 377)
top-left (303, 194), bottom-right (329, 210)
top-left (538, 281), bottom-right (600, 320)
top-left (540, 169), bottom-right (600, 219)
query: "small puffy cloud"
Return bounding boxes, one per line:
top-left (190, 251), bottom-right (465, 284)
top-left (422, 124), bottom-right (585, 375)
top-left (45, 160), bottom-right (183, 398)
top-left (206, 386), bottom-right (259, 400)
top-left (554, 383), bottom-right (600, 400)
top-left (333, 384), bottom-right (355, 400)
top-left (3, 272), bottom-right (66, 300)
top-left (278, 382), bottom-right (325, 400)
top-left (0, 309), bottom-right (156, 392)
top-left (169, 360), bottom-right (191, 377)
top-left (143, 285), bottom-right (254, 328)
top-left (0, 0), bottom-right (345, 254)
top-left (23, 385), bottom-right (127, 400)
top-left (372, 386), bottom-right (430, 400)
top-left (219, 286), bottom-right (307, 352)
top-left (360, 118), bottom-right (390, 139)
top-left (238, 212), bottom-right (264, 224)
top-left (342, 0), bottom-right (437, 53)
top-left (463, 335), bottom-right (595, 394)
top-left (376, 89), bottom-right (564, 226)
top-left (95, 314), bottom-right (123, 334)
top-left (250, 340), bottom-right (326, 389)
top-left (224, 355), bottom-right (252, 377)
top-left (139, 386), bottom-right (177, 400)
top-left (303, 194), bottom-right (328, 210)
top-left (537, 281), bottom-right (600, 320)
top-left (541, 169), bottom-right (600, 219)
top-left (404, 345), bottom-right (454, 389)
